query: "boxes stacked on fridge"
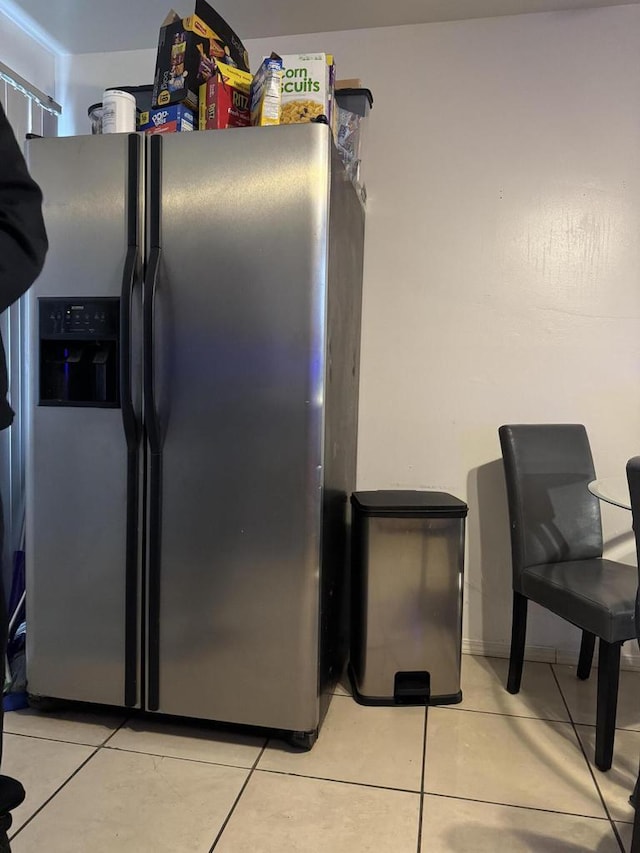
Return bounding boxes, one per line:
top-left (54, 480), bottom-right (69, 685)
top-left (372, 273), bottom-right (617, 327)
top-left (151, 0), bottom-right (250, 114)
top-left (94, 0), bottom-right (373, 191)
top-left (148, 4), bottom-right (350, 134)
top-left (139, 105), bottom-right (196, 134)
top-left (251, 52), bottom-right (335, 128)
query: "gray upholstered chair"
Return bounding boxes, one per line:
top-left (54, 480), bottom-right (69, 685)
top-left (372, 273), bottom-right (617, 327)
top-left (625, 456), bottom-right (640, 852)
top-left (499, 424), bottom-right (637, 771)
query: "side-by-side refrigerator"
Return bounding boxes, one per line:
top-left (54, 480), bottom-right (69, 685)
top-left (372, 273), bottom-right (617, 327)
top-left (25, 124), bottom-right (364, 747)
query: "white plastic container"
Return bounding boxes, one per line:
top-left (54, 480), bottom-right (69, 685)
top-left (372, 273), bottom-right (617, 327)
top-left (101, 89), bottom-right (136, 134)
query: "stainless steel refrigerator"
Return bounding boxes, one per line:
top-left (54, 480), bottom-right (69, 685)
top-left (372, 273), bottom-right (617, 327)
top-left (25, 124), bottom-right (364, 748)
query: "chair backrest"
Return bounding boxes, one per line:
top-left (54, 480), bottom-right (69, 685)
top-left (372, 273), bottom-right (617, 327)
top-left (499, 424), bottom-right (603, 585)
top-left (626, 456), bottom-right (640, 639)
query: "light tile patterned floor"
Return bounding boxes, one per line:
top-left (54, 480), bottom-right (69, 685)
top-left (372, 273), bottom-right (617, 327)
top-left (2, 654), bottom-right (639, 852)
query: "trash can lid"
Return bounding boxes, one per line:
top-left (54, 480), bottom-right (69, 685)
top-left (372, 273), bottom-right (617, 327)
top-left (351, 490), bottom-right (468, 517)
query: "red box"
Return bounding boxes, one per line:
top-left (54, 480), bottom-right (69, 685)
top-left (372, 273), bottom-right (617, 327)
top-left (199, 63), bottom-right (251, 130)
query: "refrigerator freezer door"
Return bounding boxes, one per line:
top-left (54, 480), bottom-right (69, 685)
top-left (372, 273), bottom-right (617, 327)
top-left (26, 135), bottom-right (143, 707)
top-left (147, 125), bottom-right (331, 732)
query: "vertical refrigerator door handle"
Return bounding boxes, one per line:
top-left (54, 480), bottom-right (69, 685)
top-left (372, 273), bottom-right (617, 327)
top-left (144, 134), bottom-right (163, 711)
top-left (121, 133), bottom-right (141, 708)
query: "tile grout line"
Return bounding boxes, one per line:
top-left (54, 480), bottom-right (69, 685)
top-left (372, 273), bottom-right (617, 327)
top-left (4, 713), bottom-right (134, 748)
top-left (252, 765), bottom-right (421, 796)
top-left (416, 704), bottom-right (428, 853)
top-left (422, 788), bottom-right (620, 822)
top-left (8, 714), bottom-right (132, 842)
top-left (100, 743), bottom-right (262, 772)
top-left (426, 697), bottom-right (638, 733)
top-left (100, 714), bottom-right (134, 746)
top-left (549, 664), bottom-right (626, 852)
top-left (4, 730), bottom-right (110, 747)
top-left (208, 740), bottom-right (268, 852)
top-left (429, 703), bottom-right (585, 726)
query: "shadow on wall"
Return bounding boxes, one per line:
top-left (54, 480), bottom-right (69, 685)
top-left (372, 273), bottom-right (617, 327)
top-left (465, 459), bottom-right (513, 653)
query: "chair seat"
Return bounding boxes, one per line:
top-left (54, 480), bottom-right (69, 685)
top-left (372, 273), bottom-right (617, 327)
top-left (522, 558), bottom-right (638, 644)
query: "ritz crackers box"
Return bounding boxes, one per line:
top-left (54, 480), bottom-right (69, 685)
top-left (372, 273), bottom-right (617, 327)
top-left (152, 0), bottom-right (249, 112)
top-left (199, 63), bottom-right (252, 129)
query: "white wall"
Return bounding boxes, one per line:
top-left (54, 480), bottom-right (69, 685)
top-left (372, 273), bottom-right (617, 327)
top-left (56, 48), bottom-right (155, 136)
top-left (57, 6), bottom-right (640, 663)
top-left (0, 8), bottom-right (56, 95)
top-left (251, 8), bottom-right (640, 666)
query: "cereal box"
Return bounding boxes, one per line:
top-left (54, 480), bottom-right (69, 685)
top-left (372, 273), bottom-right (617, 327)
top-left (152, 0), bottom-right (250, 111)
top-left (139, 105), bottom-right (195, 134)
top-left (199, 63), bottom-right (252, 130)
top-left (279, 53), bottom-right (331, 124)
top-left (250, 54), bottom-right (282, 127)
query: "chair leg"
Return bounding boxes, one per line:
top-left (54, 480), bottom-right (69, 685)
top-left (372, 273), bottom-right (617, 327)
top-left (595, 639), bottom-right (621, 772)
top-left (577, 631), bottom-right (596, 681)
top-left (632, 766), bottom-right (640, 853)
top-left (507, 592), bottom-right (528, 695)
top-left (632, 813), bottom-right (640, 853)
top-left (629, 774), bottom-right (640, 853)
top-left (0, 814), bottom-right (11, 853)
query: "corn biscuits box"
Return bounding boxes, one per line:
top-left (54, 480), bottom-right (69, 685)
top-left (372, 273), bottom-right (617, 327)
top-left (279, 53), bottom-right (333, 124)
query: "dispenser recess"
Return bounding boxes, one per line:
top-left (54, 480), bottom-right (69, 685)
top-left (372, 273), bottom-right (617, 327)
top-left (39, 298), bottom-right (120, 407)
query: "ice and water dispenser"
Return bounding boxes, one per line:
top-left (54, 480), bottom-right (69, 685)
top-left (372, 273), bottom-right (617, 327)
top-left (39, 299), bottom-right (120, 406)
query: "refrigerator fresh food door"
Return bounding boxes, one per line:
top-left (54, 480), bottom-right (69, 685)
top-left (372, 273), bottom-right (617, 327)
top-left (26, 134), bottom-right (143, 707)
top-left (145, 125), bottom-right (331, 732)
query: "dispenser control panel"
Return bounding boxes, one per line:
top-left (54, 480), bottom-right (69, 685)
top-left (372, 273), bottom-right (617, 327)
top-left (40, 298), bottom-right (119, 338)
top-left (39, 298), bottom-right (120, 407)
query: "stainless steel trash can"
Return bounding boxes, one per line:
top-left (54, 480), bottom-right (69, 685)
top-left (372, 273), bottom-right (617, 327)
top-left (349, 491), bottom-right (468, 706)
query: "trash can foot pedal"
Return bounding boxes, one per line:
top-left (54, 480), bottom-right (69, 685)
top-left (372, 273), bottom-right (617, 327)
top-left (349, 665), bottom-right (439, 706)
top-left (394, 671), bottom-right (429, 705)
